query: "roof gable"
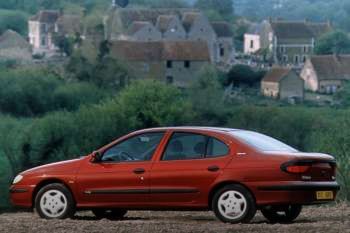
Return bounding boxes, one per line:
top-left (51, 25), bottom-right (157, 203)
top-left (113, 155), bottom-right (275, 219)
top-left (0, 30), bottom-right (30, 49)
top-left (30, 10), bottom-right (60, 23)
top-left (271, 21), bottom-right (314, 39)
top-left (309, 55), bottom-right (350, 80)
top-left (182, 12), bottom-right (201, 32)
top-left (262, 67), bottom-right (292, 83)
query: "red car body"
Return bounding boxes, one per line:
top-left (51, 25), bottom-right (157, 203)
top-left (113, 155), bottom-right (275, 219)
top-left (10, 127), bottom-right (339, 222)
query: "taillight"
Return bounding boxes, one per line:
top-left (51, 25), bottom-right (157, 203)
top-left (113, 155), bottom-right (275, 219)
top-left (285, 165), bottom-right (311, 174)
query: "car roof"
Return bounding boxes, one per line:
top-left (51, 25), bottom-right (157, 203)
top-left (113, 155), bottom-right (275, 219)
top-left (134, 126), bottom-right (240, 134)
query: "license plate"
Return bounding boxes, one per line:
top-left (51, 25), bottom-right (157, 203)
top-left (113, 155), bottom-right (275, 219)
top-left (316, 191), bottom-right (334, 200)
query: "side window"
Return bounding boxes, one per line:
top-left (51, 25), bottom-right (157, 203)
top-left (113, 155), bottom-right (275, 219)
top-left (206, 137), bottom-right (229, 158)
top-left (101, 132), bottom-right (164, 162)
top-left (162, 133), bottom-right (207, 161)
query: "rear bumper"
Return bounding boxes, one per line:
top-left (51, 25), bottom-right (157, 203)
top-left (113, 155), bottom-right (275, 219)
top-left (258, 182), bottom-right (340, 191)
top-left (249, 181), bottom-right (340, 206)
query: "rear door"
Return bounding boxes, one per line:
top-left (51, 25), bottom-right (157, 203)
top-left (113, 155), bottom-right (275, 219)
top-left (149, 131), bottom-right (233, 206)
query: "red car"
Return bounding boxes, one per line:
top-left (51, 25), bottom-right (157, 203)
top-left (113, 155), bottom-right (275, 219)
top-left (10, 127), bottom-right (339, 223)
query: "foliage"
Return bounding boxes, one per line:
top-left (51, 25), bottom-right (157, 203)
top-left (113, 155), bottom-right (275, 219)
top-left (0, 9), bottom-right (28, 35)
top-left (194, 0), bottom-right (234, 21)
top-left (315, 30), bottom-right (350, 55)
top-left (223, 65), bottom-right (266, 87)
top-left (130, 0), bottom-right (189, 8)
top-left (0, 68), bottom-right (107, 117)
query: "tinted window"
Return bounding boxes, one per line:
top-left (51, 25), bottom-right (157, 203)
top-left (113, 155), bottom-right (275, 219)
top-left (162, 133), bottom-right (207, 161)
top-left (231, 131), bottom-right (297, 152)
top-left (101, 132), bottom-right (164, 162)
top-left (207, 138), bottom-right (229, 158)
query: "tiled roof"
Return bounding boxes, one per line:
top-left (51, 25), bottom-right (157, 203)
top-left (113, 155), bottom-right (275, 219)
top-left (156, 15), bottom-right (176, 33)
top-left (211, 21), bottom-right (233, 37)
top-left (110, 41), bottom-right (210, 62)
top-left (0, 30), bottom-right (31, 49)
top-left (30, 10), bottom-right (60, 23)
top-left (56, 15), bottom-right (82, 35)
top-left (182, 12), bottom-right (201, 32)
top-left (270, 20), bottom-right (332, 40)
top-left (126, 21), bottom-right (151, 35)
top-left (262, 67), bottom-right (292, 83)
top-left (309, 55), bottom-right (350, 81)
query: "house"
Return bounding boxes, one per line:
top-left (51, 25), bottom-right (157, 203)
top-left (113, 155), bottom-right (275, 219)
top-left (244, 23), bottom-right (262, 54)
top-left (110, 40), bottom-right (210, 88)
top-left (211, 22), bottom-right (235, 65)
top-left (0, 30), bottom-right (32, 62)
top-left (104, 5), bottom-right (234, 65)
top-left (28, 10), bottom-right (82, 55)
top-left (300, 55), bottom-right (350, 94)
top-left (245, 19), bottom-right (332, 67)
top-left (28, 10), bottom-right (61, 54)
top-left (261, 67), bottom-right (304, 99)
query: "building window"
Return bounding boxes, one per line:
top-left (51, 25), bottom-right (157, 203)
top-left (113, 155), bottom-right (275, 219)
top-left (303, 46), bottom-right (308, 53)
top-left (220, 47), bottom-right (225, 57)
top-left (41, 37), bottom-right (46, 46)
top-left (166, 60), bottom-right (173, 68)
top-left (294, 55), bottom-right (300, 64)
top-left (166, 76), bottom-right (174, 84)
top-left (184, 60), bottom-right (191, 68)
top-left (250, 40), bottom-right (254, 49)
top-left (280, 46), bottom-right (286, 53)
top-left (283, 55), bottom-right (288, 63)
top-left (302, 55), bottom-right (307, 63)
top-left (40, 23), bottom-right (47, 33)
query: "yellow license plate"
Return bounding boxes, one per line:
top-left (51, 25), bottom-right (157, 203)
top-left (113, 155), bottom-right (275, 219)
top-left (316, 191), bottom-right (334, 200)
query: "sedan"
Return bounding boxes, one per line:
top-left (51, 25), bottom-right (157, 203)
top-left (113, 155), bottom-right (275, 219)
top-left (10, 127), bottom-right (339, 223)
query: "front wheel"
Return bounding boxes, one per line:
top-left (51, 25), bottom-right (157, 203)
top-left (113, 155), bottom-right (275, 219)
top-left (35, 183), bottom-right (76, 219)
top-left (212, 184), bottom-right (256, 224)
top-left (261, 205), bottom-right (302, 223)
top-left (92, 209), bottom-right (127, 220)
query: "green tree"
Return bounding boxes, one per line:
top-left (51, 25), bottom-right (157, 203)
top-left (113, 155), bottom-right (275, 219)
top-left (315, 30), bottom-right (350, 55)
top-left (224, 65), bottom-right (265, 87)
top-left (195, 0), bottom-right (234, 21)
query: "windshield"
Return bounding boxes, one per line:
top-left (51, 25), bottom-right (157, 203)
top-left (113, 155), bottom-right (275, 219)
top-left (230, 131), bottom-right (298, 152)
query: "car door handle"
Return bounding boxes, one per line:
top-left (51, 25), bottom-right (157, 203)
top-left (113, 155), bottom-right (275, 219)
top-left (207, 165), bottom-right (220, 172)
top-left (133, 168), bottom-right (145, 174)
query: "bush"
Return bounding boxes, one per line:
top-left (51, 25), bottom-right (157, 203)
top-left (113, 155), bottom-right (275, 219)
top-left (224, 65), bottom-right (266, 87)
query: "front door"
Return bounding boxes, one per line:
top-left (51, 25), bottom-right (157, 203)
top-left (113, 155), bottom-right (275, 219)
top-left (76, 132), bottom-right (165, 207)
top-left (150, 132), bottom-right (233, 207)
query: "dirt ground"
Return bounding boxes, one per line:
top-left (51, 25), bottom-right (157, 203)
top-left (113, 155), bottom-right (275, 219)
top-left (0, 204), bottom-right (349, 233)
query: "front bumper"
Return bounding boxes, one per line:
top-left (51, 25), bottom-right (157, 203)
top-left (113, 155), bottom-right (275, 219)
top-left (250, 181), bottom-right (340, 206)
top-left (9, 185), bottom-right (35, 208)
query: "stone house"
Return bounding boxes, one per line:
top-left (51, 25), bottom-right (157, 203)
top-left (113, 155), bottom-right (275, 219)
top-left (28, 10), bottom-right (61, 54)
top-left (245, 19), bottom-right (331, 67)
top-left (261, 67), bottom-right (304, 99)
top-left (244, 23), bottom-right (262, 54)
top-left (211, 22), bottom-right (234, 65)
top-left (0, 30), bottom-right (32, 62)
top-left (300, 55), bottom-right (350, 94)
top-left (110, 40), bottom-right (210, 88)
top-left (29, 10), bottom-right (82, 55)
top-left (104, 6), bottom-right (234, 65)
top-left (124, 21), bottom-right (162, 41)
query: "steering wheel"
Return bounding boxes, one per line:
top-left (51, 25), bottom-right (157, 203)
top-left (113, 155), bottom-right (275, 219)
top-left (119, 151), bottom-right (135, 161)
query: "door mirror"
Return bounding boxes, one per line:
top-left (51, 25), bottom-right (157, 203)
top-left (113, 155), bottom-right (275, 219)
top-left (90, 151), bottom-right (102, 163)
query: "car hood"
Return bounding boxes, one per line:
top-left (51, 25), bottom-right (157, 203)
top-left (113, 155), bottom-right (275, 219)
top-left (21, 157), bottom-right (85, 175)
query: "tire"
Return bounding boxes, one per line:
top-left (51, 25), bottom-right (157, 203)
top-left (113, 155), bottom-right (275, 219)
top-left (35, 183), bottom-right (76, 219)
top-left (92, 209), bottom-right (127, 220)
top-left (212, 184), bottom-right (256, 224)
top-left (261, 205), bottom-right (302, 223)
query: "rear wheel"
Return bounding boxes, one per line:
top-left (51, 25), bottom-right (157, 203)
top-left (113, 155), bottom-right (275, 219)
top-left (92, 209), bottom-right (127, 220)
top-left (35, 183), bottom-right (76, 219)
top-left (261, 205), bottom-right (302, 223)
top-left (212, 184), bottom-right (256, 224)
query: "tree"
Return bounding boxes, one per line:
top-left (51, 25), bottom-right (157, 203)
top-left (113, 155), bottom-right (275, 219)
top-left (315, 30), bottom-right (350, 55)
top-left (224, 65), bottom-right (265, 87)
top-left (194, 0), bottom-right (234, 21)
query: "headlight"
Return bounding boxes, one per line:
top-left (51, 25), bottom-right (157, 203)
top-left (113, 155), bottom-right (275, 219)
top-left (13, 175), bottom-right (23, 184)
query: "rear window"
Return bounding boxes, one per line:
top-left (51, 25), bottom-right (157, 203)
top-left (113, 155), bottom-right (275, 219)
top-left (230, 131), bottom-right (298, 152)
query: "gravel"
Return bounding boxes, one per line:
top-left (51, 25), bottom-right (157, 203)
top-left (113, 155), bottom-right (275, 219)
top-left (0, 204), bottom-right (349, 233)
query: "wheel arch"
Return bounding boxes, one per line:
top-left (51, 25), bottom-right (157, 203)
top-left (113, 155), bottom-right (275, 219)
top-left (32, 178), bottom-right (76, 208)
top-left (208, 180), bottom-right (256, 210)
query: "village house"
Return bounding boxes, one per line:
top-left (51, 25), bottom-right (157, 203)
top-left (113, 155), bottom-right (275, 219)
top-left (110, 40), bottom-right (210, 88)
top-left (244, 19), bottom-right (332, 67)
top-left (28, 10), bottom-right (82, 55)
top-left (0, 30), bottom-right (32, 63)
top-left (300, 55), bottom-right (350, 94)
top-left (261, 67), bottom-right (304, 100)
top-left (244, 23), bottom-right (262, 54)
top-left (104, 4), bottom-right (234, 65)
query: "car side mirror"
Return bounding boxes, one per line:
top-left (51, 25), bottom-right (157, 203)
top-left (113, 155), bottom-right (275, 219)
top-left (90, 151), bottom-right (102, 163)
